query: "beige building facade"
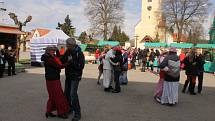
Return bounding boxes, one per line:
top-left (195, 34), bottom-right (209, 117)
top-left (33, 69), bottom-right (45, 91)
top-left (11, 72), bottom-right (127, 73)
top-left (135, 0), bottom-right (164, 48)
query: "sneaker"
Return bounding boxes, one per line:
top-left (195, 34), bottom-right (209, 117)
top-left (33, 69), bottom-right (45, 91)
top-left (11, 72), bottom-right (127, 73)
top-left (112, 90), bottom-right (120, 93)
top-left (155, 97), bottom-right (161, 103)
top-left (104, 88), bottom-right (111, 92)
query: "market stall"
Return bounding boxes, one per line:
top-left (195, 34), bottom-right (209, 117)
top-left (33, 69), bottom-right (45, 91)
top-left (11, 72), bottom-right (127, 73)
top-left (97, 40), bottom-right (120, 46)
top-left (30, 29), bottom-right (80, 66)
top-left (195, 44), bottom-right (215, 73)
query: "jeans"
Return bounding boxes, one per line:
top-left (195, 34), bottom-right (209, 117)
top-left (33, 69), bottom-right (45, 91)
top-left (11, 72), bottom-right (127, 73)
top-left (64, 78), bottom-right (72, 106)
top-left (198, 72), bottom-right (204, 93)
top-left (141, 62), bottom-right (146, 72)
top-left (8, 62), bottom-right (15, 75)
top-left (114, 71), bottom-right (121, 92)
top-left (70, 79), bottom-right (81, 115)
top-left (0, 64), bottom-right (5, 77)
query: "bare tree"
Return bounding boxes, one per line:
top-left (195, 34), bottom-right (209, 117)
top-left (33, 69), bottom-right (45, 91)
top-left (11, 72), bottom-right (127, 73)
top-left (162, 0), bottom-right (211, 42)
top-left (84, 0), bottom-right (124, 40)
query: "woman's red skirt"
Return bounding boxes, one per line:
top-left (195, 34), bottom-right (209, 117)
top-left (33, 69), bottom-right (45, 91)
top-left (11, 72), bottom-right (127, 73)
top-left (46, 80), bottom-right (70, 115)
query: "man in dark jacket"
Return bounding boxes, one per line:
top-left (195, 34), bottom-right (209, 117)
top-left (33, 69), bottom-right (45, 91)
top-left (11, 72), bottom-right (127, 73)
top-left (141, 49), bottom-right (148, 72)
top-left (62, 38), bottom-right (85, 121)
top-left (149, 49), bottom-right (156, 71)
top-left (196, 52), bottom-right (205, 93)
top-left (0, 48), bottom-right (6, 78)
top-left (5, 47), bottom-right (16, 76)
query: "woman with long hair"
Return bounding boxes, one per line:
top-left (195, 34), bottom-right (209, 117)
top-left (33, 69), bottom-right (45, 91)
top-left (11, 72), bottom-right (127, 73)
top-left (41, 46), bottom-right (70, 119)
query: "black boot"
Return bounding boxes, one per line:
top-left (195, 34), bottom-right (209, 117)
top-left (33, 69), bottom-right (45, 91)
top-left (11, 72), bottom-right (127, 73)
top-left (189, 82), bottom-right (196, 95)
top-left (72, 114), bottom-right (81, 121)
top-left (182, 80), bottom-right (190, 93)
top-left (104, 88), bottom-right (111, 92)
top-left (45, 112), bottom-right (56, 118)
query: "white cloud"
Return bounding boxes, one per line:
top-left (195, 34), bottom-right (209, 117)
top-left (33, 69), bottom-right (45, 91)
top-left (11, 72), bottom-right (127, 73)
top-left (2, 0), bottom-right (141, 38)
top-left (3, 0), bottom-right (90, 36)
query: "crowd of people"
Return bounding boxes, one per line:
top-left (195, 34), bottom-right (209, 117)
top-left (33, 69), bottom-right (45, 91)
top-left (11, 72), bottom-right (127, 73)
top-left (95, 46), bottom-right (208, 106)
top-left (41, 38), bottom-right (85, 121)
top-left (96, 47), bottom-right (129, 93)
top-left (0, 45), bottom-right (17, 78)
top-left (153, 47), bottom-right (206, 105)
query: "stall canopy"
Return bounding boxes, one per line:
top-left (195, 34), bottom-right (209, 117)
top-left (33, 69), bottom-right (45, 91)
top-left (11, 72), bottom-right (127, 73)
top-left (80, 44), bottom-right (87, 51)
top-left (144, 42), bottom-right (167, 47)
top-left (170, 43), bottom-right (193, 48)
top-left (97, 40), bottom-right (120, 46)
top-left (195, 44), bottom-right (215, 49)
top-left (211, 44), bottom-right (215, 49)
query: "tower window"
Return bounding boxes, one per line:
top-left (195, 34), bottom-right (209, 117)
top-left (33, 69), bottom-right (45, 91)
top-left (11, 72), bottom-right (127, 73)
top-left (148, 0), bottom-right (152, 2)
top-left (149, 16), bottom-right (150, 19)
top-left (147, 6), bottom-right (152, 11)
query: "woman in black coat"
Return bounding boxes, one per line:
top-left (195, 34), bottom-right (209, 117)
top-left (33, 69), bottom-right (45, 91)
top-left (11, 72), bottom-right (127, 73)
top-left (182, 53), bottom-right (198, 95)
top-left (41, 46), bottom-right (70, 119)
top-left (110, 48), bottom-right (123, 93)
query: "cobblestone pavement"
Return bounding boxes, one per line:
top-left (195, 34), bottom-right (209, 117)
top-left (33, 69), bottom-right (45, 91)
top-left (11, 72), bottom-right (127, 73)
top-left (0, 65), bottom-right (215, 121)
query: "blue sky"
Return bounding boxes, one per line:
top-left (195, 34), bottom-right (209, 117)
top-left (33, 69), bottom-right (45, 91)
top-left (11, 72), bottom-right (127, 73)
top-left (1, 0), bottom-right (215, 38)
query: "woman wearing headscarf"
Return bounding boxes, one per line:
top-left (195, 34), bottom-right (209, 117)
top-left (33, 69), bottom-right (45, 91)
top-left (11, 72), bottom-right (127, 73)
top-left (159, 47), bottom-right (180, 105)
top-left (154, 49), bottom-right (168, 103)
top-left (41, 46), bottom-right (70, 119)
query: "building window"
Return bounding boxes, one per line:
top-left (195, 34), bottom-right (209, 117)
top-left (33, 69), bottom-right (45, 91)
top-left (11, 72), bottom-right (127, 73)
top-left (149, 16), bottom-right (150, 19)
top-left (148, 0), bottom-right (152, 2)
top-left (147, 6), bottom-right (152, 11)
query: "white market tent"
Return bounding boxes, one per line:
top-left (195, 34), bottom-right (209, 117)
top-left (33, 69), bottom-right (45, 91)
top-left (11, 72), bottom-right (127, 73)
top-left (30, 29), bottom-right (80, 64)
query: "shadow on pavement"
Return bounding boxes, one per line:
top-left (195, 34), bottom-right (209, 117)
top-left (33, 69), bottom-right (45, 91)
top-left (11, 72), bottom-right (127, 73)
top-left (0, 72), bottom-right (215, 121)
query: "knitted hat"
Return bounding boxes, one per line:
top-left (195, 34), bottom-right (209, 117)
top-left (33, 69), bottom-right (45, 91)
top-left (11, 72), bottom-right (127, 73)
top-left (66, 37), bottom-right (76, 46)
top-left (169, 47), bottom-right (177, 53)
top-left (45, 45), bottom-right (57, 51)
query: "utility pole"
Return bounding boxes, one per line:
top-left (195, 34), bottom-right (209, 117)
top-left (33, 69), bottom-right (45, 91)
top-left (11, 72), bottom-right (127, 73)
top-left (134, 35), bottom-right (139, 48)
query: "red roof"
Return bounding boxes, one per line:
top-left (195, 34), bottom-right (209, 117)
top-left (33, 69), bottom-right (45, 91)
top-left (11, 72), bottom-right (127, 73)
top-left (0, 25), bottom-right (24, 34)
top-left (32, 28), bottom-right (50, 37)
top-left (37, 28), bottom-right (50, 36)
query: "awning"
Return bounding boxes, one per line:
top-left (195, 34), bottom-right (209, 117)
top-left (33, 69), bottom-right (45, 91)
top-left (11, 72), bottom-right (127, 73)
top-left (170, 43), bottom-right (193, 48)
top-left (97, 40), bottom-right (119, 46)
top-left (0, 28), bottom-right (24, 34)
top-left (195, 44), bottom-right (214, 49)
top-left (144, 42), bottom-right (167, 47)
top-left (79, 44), bottom-right (87, 51)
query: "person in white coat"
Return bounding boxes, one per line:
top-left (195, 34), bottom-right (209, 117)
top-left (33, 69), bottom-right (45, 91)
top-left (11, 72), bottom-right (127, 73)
top-left (103, 48), bottom-right (115, 92)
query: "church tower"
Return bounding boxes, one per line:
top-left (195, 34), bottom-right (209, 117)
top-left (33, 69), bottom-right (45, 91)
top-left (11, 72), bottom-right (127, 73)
top-left (135, 0), bottom-right (163, 48)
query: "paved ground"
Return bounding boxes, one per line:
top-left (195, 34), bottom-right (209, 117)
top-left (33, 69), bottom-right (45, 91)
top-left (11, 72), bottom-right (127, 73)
top-left (0, 64), bottom-right (215, 121)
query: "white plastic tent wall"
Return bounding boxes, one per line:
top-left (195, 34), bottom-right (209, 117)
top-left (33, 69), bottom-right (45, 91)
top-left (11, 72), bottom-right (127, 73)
top-left (30, 29), bottom-right (70, 63)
